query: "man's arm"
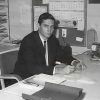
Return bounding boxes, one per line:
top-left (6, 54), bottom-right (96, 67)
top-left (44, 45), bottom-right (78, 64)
top-left (55, 42), bottom-right (76, 65)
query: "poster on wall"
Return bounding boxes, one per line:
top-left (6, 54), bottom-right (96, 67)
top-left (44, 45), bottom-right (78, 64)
top-left (89, 0), bottom-right (100, 3)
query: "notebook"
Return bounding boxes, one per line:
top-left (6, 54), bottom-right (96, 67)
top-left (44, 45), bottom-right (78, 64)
top-left (22, 82), bottom-right (83, 100)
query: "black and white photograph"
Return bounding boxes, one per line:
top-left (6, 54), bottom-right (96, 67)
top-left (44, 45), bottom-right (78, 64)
top-left (0, 0), bottom-right (100, 100)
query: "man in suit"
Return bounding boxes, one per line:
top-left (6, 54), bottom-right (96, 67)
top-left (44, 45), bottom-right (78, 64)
top-left (14, 12), bottom-right (83, 79)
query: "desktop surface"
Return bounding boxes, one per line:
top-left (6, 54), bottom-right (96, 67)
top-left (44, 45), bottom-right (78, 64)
top-left (0, 43), bottom-right (19, 54)
top-left (0, 53), bottom-right (100, 100)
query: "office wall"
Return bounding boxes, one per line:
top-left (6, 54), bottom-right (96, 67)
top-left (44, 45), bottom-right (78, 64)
top-left (87, 3), bottom-right (100, 42)
top-left (8, 0), bottom-right (100, 43)
top-left (9, 0), bottom-right (32, 40)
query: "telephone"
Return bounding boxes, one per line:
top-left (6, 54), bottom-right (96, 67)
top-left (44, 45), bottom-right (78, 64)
top-left (91, 42), bottom-right (100, 58)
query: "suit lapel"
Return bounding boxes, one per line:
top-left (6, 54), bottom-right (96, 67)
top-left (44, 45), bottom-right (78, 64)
top-left (35, 31), bottom-right (45, 56)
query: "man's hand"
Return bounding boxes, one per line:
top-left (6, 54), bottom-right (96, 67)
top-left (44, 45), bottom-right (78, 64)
top-left (53, 60), bottom-right (87, 75)
top-left (71, 60), bottom-right (87, 72)
top-left (53, 63), bottom-right (76, 75)
top-left (61, 65), bottom-right (75, 74)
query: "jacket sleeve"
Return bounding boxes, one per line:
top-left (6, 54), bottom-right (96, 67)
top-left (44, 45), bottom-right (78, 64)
top-left (55, 41), bottom-right (76, 65)
top-left (14, 37), bottom-right (54, 79)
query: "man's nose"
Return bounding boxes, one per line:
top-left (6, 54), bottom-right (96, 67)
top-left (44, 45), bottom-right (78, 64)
top-left (47, 27), bottom-right (51, 32)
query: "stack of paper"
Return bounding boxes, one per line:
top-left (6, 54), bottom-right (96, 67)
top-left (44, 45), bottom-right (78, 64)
top-left (24, 74), bottom-right (66, 86)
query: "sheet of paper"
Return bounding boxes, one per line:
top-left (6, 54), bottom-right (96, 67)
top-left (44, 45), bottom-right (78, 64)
top-left (25, 74), bottom-right (66, 86)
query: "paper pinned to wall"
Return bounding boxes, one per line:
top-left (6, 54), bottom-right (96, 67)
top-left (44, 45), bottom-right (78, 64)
top-left (9, 0), bottom-right (32, 40)
top-left (43, 0), bottom-right (85, 30)
top-left (20, 5), bottom-right (31, 24)
top-left (76, 37), bottom-right (83, 42)
top-left (43, 0), bottom-right (49, 4)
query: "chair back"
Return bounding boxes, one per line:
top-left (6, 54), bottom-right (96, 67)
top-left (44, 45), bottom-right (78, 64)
top-left (0, 50), bottom-right (19, 89)
top-left (0, 50), bottom-right (18, 75)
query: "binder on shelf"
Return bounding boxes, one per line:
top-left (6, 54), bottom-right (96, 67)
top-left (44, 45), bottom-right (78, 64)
top-left (22, 82), bottom-right (84, 100)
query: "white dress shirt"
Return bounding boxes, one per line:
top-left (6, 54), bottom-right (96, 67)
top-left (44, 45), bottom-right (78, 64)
top-left (39, 33), bottom-right (49, 66)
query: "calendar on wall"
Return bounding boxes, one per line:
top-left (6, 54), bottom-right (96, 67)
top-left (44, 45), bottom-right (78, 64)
top-left (43, 0), bottom-right (87, 47)
top-left (43, 0), bottom-right (87, 31)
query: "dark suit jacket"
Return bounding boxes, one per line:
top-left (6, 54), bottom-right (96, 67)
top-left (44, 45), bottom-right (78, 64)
top-left (14, 31), bottom-right (75, 79)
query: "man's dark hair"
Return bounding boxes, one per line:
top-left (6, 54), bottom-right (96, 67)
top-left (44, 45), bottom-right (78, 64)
top-left (38, 12), bottom-right (56, 25)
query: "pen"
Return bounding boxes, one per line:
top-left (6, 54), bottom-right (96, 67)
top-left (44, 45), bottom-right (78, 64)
top-left (23, 81), bottom-right (39, 87)
top-left (59, 80), bottom-right (66, 84)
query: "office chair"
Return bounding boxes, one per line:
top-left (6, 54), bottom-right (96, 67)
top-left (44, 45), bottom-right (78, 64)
top-left (0, 50), bottom-right (22, 89)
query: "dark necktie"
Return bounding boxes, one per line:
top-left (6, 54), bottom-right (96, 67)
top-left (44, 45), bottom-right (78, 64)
top-left (44, 41), bottom-right (49, 66)
top-left (44, 41), bottom-right (46, 53)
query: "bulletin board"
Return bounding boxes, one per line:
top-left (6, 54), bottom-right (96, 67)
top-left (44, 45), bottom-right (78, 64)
top-left (43, 0), bottom-right (87, 47)
top-left (43, 0), bottom-right (87, 31)
top-left (32, 4), bottom-right (49, 31)
top-left (57, 27), bottom-right (85, 47)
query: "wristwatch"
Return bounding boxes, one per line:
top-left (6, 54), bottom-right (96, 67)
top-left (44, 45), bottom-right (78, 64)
top-left (71, 60), bottom-right (80, 67)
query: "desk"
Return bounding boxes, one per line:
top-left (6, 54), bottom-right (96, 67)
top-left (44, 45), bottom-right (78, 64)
top-left (61, 54), bottom-right (100, 100)
top-left (0, 82), bottom-right (43, 100)
top-left (0, 54), bottom-right (100, 100)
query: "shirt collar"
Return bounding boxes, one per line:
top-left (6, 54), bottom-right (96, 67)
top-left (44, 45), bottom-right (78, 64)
top-left (39, 33), bottom-right (47, 45)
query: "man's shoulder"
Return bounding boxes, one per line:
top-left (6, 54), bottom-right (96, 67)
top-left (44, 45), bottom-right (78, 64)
top-left (25, 31), bottom-right (37, 37)
top-left (21, 31), bottom-right (39, 44)
top-left (23, 31), bottom-right (38, 40)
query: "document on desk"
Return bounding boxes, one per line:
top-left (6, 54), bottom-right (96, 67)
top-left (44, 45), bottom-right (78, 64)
top-left (23, 74), bottom-right (66, 86)
top-left (22, 82), bottom-right (83, 100)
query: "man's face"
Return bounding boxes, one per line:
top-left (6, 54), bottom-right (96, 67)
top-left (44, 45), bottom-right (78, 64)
top-left (38, 19), bottom-right (54, 39)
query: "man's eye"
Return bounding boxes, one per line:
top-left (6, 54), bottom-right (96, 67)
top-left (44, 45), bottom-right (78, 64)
top-left (44, 25), bottom-right (48, 27)
top-left (51, 26), bottom-right (54, 29)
